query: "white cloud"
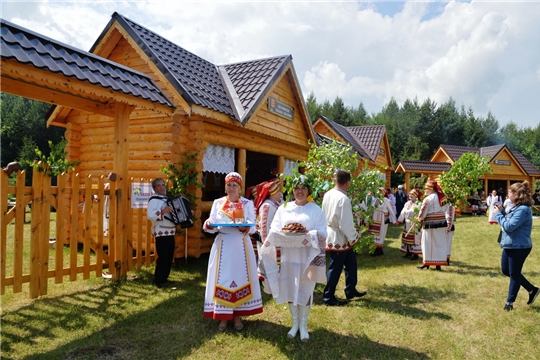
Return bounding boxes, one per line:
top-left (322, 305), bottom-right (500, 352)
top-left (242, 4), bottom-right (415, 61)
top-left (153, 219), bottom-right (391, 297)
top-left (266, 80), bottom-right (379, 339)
top-left (2, 0), bottom-right (539, 127)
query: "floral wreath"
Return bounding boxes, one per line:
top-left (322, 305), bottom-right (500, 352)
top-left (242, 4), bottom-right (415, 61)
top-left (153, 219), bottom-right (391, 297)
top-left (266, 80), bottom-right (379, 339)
top-left (281, 170), bottom-right (319, 204)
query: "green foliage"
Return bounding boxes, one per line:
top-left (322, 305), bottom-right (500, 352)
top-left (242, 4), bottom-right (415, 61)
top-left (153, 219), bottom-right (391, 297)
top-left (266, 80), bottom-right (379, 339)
top-left (24, 139), bottom-right (80, 177)
top-left (438, 152), bottom-right (493, 207)
top-left (282, 141), bottom-right (385, 254)
top-left (160, 152), bottom-right (203, 205)
top-left (409, 175), bottom-right (428, 190)
top-left (1, 94), bottom-right (63, 168)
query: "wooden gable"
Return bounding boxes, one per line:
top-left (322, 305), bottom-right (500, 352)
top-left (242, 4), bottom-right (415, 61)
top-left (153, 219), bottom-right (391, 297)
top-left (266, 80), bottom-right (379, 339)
top-left (77, 22), bottom-right (190, 116)
top-left (313, 118), bottom-right (341, 141)
top-left (488, 147), bottom-right (528, 179)
top-left (373, 130), bottom-right (394, 170)
top-left (430, 147), bottom-right (453, 164)
top-left (242, 63), bottom-right (315, 149)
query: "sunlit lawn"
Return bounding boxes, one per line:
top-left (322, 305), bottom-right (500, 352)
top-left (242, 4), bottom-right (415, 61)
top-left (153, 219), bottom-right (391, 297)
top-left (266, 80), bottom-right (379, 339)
top-left (1, 215), bottom-right (539, 360)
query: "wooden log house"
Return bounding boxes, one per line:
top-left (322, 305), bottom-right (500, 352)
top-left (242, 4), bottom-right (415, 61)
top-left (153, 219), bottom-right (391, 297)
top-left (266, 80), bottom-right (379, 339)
top-left (45, 12), bottom-right (317, 258)
top-left (396, 144), bottom-right (540, 211)
top-left (312, 115), bottom-right (394, 188)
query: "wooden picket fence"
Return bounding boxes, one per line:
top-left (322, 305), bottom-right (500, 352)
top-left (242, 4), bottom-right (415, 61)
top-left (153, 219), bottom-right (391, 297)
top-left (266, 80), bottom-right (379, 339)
top-left (1, 166), bottom-right (161, 299)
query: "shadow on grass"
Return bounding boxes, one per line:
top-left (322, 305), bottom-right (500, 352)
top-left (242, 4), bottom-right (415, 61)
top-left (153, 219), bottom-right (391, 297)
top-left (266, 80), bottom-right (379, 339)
top-left (312, 283), bottom-right (453, 321)
top-left (1, 255), bottom-right (431, 360)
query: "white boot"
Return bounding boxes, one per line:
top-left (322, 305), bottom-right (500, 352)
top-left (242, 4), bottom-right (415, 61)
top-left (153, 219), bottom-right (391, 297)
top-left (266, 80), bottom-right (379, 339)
top-left (298, 305), bottom-right (311, 342)
top-left (287, 304), bottom-right (299, 339)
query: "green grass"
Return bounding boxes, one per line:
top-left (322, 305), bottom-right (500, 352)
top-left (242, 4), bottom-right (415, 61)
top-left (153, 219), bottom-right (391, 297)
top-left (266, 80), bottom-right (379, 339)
top-left (1, 215), bottom-right (539, 359)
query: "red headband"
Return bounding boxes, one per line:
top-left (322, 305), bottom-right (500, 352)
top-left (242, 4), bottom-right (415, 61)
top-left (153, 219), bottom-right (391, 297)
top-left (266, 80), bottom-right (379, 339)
top-left (225, 172), bottom-right (242, 187)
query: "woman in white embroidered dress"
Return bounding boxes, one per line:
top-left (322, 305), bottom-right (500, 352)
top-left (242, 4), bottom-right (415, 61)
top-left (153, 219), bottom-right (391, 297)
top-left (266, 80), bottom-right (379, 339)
top-left (202, 172), bottom-right (263, 331)
top-left (368, 187), bottom-right (397, 256)
top-left (253, 179), bottom-right (283, 280)
top-left (261, 174), bottom-right (327, 342)
top-left (417, 179), bottom-right (451, 271)
top-left (396, 188), bottom-right (422, 261)
top-left (486, 189), bottom-right (503, 224)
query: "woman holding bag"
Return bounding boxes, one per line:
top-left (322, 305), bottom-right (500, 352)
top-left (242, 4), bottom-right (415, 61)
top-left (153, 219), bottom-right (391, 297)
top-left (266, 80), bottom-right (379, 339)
top-left (493, 181), bottom-right (539, 311)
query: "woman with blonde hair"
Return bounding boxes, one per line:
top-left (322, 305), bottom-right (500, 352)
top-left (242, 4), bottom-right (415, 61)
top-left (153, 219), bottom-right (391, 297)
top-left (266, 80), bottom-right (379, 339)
top-left (492, 181), bottom-right (539, 311)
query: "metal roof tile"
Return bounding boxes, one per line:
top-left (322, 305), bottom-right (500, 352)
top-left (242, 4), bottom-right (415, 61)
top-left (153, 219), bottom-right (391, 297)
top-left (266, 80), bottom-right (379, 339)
top-left (2, 19), bottom-right (173, 108)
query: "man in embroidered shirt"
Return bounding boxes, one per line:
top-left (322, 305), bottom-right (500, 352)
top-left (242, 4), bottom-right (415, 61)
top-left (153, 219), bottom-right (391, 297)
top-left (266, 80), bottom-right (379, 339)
top-left (322, 170), bottom-right (367, 306)
top-left (147, 178), bottom-right (175, 288)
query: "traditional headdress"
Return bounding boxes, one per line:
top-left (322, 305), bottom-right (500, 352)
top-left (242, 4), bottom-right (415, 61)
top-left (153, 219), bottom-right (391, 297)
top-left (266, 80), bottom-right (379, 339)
top-left (225, 172), bottom-right (243, 187)
top-left (409, 188), bottom-right (422, 199)
top-left (380, 187), bottom-right (389, 198)
top-left (424, 179), bottom-right (447, 206)
top-left (253, 178), bottom-right (282, 214)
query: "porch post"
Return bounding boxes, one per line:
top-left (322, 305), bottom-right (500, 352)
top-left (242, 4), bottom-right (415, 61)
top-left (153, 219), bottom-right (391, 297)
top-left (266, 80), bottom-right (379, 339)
top-left (113, 102), bottom-right (133, 280)
top-left (238, 149), bottom-right (246, 194)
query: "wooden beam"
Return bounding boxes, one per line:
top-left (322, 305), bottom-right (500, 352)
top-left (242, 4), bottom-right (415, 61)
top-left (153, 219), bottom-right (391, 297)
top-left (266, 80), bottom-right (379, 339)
top-left (1, 59), bottom-right (174, 115)
top-left (1, 76), bottom-right (116, 117)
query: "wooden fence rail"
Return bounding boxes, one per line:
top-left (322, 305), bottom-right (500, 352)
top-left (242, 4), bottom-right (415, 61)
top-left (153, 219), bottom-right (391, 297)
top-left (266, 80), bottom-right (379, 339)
top-left (0, 166), bottom-right (164, 298)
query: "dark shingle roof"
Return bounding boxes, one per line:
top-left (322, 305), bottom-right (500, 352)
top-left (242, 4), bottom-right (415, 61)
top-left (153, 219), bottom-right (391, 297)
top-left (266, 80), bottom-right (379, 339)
top-left (317, 116), bottom-right (369, 159)
top-left (511, 151), bottom-right (540, 176)
top-left (479, 144), bottom-right (505, 159)
top-left (220, 55), bottom-right (290, 124)
top-left (439, 145), bottom-right (480, 161)
top-left (347, 125), bottom-right (386, 162)
top-left (102, 13), bottom-right (292, 124)
top-left (105, 13), bottom-right (233, 117)
top-left (438, 144), bottom-right (539, 175)
top-left (1, 18), bottom-right (173, 107)
top-left (398, 160), bottom-right (451, 172)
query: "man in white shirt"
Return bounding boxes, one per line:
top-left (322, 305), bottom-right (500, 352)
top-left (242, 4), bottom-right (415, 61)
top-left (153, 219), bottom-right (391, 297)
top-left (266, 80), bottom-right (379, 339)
top-left (147, 178), bottom-right (175, 288)
top-left (322, 170), bottom-right (367, 306)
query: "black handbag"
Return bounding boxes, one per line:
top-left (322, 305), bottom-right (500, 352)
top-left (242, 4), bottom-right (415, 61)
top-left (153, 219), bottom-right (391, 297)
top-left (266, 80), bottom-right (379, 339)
top-left (497, 230), bottom-right (502, 244)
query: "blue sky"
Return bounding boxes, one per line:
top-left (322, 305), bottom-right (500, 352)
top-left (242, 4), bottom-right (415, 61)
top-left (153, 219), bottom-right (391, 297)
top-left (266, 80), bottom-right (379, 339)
top-left (1, 0), bottom-right (538, 129)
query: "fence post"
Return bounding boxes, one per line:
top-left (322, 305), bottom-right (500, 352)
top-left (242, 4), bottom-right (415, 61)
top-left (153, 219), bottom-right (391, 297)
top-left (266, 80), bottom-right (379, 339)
top-left (29, 163), bottom-right (45, 298)
top-left (39, 170), bottom-right (51, 296)
top-left (0, 168), bottom-right (9, 295)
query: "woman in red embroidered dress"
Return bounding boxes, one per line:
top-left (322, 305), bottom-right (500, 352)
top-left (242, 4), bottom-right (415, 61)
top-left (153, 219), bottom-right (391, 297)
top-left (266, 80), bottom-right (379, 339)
top-left (203, 172), bottom-right (263, 331)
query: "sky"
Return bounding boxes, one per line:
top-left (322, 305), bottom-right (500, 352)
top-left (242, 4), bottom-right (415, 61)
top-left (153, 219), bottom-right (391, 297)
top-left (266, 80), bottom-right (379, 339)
top-left (1, 0), bottom-right (539, 129)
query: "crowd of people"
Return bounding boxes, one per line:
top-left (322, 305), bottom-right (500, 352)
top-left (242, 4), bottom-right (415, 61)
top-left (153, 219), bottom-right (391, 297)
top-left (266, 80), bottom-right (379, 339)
top-left (147, 171), bottom-right (537, 339)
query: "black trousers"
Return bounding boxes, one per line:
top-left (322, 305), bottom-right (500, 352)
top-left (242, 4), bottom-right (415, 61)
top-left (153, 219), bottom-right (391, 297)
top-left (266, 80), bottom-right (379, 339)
top-left (323, 249), bottom-right (358, 303)
top-left (154, 235), bottom-right (175, 284)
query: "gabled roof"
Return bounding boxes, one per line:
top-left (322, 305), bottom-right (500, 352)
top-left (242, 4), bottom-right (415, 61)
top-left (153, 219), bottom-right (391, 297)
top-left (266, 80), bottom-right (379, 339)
top-left (219, 55), bottom-right (291, 125)
top-left (434, 144), bottom-right (539, 176)
top-left (511, 151), bottom-right (540, 176)
top-left (315, 116), bottom-right (369, 159)
top-left (347, 125), bottom-right (387, 162)
top-left (96, 12), bottom-right (295, 125)
top-left (436, 145), bottom-right (479, 162)
top-left (479, 144), bottom-right (505, 159)
top-left (315, 133), bottom-right (355, 155)
top-left (96, 13), bottom-right (234, 117)
top-left (396, 160), bottom-right (451, 173)
top-left (1, 18), bottom-right (173, 108)
top-left (437, 144), bottom-right (506, 162)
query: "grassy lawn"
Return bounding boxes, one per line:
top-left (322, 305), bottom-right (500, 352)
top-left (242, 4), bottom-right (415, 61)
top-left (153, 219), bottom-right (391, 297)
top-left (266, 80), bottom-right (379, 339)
top-left (1, 215), bottom-right (539, 360)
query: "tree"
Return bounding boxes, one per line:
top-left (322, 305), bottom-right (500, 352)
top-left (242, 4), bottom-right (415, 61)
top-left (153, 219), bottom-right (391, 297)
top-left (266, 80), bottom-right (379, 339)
top-left (438, 152), bottom-right (493, 207)
top-left (305, 92), bottom-right (319, 123)
top-left (25, 139), bottom-right (80, 177)
top-left (281, 140), bottom-right (386, 254)
top-left (1, 94), bottom-right (64, 167)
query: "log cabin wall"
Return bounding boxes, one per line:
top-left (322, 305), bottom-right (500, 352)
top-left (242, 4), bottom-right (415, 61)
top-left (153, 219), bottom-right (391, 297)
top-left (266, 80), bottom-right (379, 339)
top-left (50, 14), bottom-right (319, 258)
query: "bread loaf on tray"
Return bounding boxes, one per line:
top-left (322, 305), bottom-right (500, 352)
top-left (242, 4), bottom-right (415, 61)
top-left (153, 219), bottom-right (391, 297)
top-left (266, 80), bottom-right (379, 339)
top-left (282, 222), bottom-right (307, 233)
